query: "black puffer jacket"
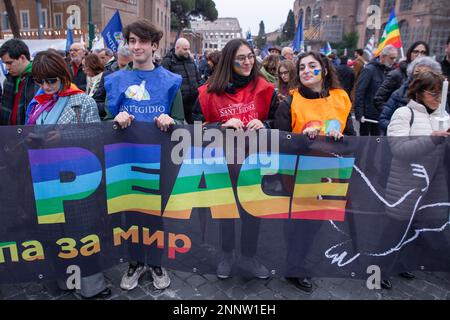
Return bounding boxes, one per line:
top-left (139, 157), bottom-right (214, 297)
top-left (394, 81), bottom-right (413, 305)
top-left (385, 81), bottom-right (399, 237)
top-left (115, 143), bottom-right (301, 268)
top-left (374, 60), bottom-right (408, 113)
top-left (162, 49), bottom-right (200, 101)
top-left (354, 60), bottom-right (391, 121)
top-left (442, 57), bottom-right (450, 80)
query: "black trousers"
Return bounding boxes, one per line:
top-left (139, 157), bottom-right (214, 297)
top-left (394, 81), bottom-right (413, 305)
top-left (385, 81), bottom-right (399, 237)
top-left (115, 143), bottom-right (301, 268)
top-left (359, 122), bottom-right (380, 136)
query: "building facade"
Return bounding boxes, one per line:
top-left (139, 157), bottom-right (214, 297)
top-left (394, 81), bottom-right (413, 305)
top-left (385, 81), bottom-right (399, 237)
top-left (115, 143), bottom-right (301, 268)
top-left (293, 0), bottom-right (450, 58)
top-left (190, 18), bottom-right (242, 52)
top-left (169, 29), bottom-right (203, 55)
top-left (0, 0), bottom-right (172, 54)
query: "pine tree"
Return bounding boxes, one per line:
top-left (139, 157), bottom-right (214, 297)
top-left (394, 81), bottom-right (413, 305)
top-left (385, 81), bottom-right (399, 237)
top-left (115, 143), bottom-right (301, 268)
top-left (282, 10), bottom-right (296, 42)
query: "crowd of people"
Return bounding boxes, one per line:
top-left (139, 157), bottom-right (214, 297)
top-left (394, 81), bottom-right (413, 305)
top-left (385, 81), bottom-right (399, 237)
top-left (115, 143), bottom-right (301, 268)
top-left (0, 17), bottom-right (449, 298)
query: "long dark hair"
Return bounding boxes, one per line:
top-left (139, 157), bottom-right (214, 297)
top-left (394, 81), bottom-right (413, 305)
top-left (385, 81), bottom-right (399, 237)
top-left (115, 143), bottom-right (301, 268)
top-left (296, 51), bottom-right (341, 97)
top-left (406, 41), bottom-right (430, 63)
top-left (207, 39), bottom-right (261, 93)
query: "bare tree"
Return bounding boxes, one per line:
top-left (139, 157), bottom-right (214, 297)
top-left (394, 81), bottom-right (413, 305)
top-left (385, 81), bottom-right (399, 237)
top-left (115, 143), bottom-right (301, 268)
top-left (3, 0), bottom-right (21, 38)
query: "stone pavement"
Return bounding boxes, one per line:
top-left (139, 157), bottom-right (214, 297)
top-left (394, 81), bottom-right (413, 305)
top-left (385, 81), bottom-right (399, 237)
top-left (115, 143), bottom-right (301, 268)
top-left (1, 263), bottom-right (450, 300)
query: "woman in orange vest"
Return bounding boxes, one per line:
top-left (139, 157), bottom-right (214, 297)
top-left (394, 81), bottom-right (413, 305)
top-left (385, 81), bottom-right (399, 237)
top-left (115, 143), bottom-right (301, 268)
top-left (192, 39), bottom-right (277, 281)
top-left (192, 39), bottom-right (277, 129)
top-left (275, 51), bottom-right (352, 139)
top-left (275, 51), bottom-right (352, 293)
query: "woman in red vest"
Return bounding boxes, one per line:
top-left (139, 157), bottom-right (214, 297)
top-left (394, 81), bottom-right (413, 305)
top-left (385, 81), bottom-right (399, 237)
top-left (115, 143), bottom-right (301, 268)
top-left (193, 39), bottom-right (277, 280)
top-left (193, 39), bottom-right (277, 128)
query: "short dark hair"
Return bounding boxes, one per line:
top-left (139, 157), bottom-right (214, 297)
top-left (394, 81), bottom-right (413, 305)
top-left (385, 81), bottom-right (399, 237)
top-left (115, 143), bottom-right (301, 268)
top-left (123, 19), bottom-right (163, 45)
top-left (32, 50), bottom-right (72, 91)
top-left (339, 55), bottom-right (349, 65)
top-left (0, 39), bottom-right (31, 61)
top-left (84, 53), bottom-right (105, 75)
top-left (355, 49), bottom-right (364, 57)
top-left (407, 70), bottom-right (445, 102)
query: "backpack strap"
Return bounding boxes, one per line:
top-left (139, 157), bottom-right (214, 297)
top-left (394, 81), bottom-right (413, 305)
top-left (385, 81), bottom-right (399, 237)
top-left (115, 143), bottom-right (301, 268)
top-left (408, 107), bottom-right (414, 127)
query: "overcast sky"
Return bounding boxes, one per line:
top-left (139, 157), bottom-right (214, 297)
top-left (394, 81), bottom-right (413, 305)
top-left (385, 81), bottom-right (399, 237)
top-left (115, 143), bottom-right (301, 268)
top-left (213, 0), bottom-right (294, 35)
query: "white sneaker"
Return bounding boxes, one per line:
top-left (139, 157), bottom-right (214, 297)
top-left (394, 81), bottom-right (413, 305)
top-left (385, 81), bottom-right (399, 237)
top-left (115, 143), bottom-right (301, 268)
top-left (120, 263), bottom-right (147, 291)
top-left (150, 267), bottom-right (171, 290)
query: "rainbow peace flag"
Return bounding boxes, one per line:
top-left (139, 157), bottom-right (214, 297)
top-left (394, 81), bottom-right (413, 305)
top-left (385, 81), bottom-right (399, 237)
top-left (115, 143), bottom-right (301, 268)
top-left (374, 8), bottom-right (402, 57)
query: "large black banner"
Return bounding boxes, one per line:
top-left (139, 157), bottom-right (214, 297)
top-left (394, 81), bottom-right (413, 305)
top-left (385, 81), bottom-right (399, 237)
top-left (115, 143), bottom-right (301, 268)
top-left (0, 122), bottom-right (449, 284)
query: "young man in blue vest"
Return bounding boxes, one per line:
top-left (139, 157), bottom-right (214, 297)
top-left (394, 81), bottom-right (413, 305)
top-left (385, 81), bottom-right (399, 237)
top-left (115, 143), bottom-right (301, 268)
top-left (105, 19), bottom-right (184, 291)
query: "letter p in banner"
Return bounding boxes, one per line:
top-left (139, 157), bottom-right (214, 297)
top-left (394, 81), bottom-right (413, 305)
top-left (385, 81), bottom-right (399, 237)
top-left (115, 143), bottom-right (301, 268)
top-left (28, 148), bottom-right (102, 224)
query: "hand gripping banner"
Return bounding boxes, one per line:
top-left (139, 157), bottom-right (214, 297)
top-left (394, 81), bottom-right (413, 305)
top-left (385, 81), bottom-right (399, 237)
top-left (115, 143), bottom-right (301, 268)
top-left (0, 122), bottom-right (449, 284)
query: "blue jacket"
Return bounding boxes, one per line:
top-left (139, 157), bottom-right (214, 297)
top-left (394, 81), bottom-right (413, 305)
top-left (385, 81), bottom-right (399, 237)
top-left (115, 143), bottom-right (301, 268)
top-left (379, 80), bottom-right (409, 133)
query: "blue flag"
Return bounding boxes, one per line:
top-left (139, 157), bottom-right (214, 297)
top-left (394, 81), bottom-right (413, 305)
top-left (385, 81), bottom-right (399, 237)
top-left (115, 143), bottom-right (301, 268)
top-left (66, 27), bottom-right (74, 52)
top-left (246, 31), bottom-right (254, 48)
top-left (324, 42), bottom-right (332, 56)
top-left (102, 10), bottom-right (123, 53)
top-left (292, 12), bottom-right (304, 52)
top-left (261, 43), bottom-right (271, 59)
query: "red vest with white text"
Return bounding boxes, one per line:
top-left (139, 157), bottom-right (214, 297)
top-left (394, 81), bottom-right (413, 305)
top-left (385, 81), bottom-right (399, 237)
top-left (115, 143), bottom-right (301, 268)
top-left (198, 77), bottom-right (274, 125)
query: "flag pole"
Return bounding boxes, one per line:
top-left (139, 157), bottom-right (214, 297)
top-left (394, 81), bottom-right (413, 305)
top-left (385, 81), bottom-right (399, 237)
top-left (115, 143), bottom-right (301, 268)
top-left (400, 47), bottom-right (405, 59)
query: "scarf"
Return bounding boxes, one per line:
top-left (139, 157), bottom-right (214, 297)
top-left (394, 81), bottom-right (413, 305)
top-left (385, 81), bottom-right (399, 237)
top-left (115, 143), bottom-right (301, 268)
top-left (15, 62), bottom-right (33, 93)
top-left (226, 71), bottom-right (255, 94)
top-left (298, 85), bottom-right (330, 99)
top-left (260, 67), bottom-right (277, 84)
top-left (87, 72), bottom-right (103, 96)
top-left (26, 83), bottom-right (84, 125)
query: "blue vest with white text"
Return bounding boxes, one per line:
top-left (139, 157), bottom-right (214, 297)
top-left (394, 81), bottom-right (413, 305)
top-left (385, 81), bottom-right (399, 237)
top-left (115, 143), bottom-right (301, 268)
top-left (105, 66), bottom-right (182, 123)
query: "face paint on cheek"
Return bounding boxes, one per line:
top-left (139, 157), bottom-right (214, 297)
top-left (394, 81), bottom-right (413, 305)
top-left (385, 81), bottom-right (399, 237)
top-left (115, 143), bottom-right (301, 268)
top-left (313, 69), bottom-right (321, 76)
top-left (234, 61), bottom-right (242, 69)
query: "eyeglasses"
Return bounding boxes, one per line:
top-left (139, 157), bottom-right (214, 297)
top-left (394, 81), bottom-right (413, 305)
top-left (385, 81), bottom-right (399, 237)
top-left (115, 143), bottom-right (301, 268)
top-left (423, 90), bottom-right (442, 99)
top-left (279, 71), bottom-right (290, 76)
top-left (69, 48), bottom-right (81, 53)
top-left (34, 77), bottom-right (59, 85)
top-left (235, 53), bottom-right (255, 63)
top-left (412, 50), bottom-right (427, 55)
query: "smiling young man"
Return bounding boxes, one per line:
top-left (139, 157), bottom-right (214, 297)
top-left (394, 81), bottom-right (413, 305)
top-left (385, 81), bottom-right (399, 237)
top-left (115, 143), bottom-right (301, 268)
top-left (0, 39), bottom-right (38, 125)
top-left (104, 19), bottom-right (183, 292)
top-left (105, 19), bottom-right (184, 132)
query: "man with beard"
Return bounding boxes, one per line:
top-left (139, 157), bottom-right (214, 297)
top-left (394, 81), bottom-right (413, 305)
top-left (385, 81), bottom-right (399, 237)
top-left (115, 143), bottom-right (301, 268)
top-left (68, 42), bottom-right (87, 91)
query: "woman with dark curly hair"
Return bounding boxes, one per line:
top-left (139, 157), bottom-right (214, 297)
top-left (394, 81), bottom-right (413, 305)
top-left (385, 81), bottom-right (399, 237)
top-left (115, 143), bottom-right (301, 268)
top-left (275, 51), bottom-right (352, 293)
top-left (275, 51), bottom-right (351, 139)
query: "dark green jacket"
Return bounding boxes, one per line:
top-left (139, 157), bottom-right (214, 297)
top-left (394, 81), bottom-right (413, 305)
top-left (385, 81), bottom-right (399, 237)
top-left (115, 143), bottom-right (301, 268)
top-left (0, 72), bottom-right (38, 125)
